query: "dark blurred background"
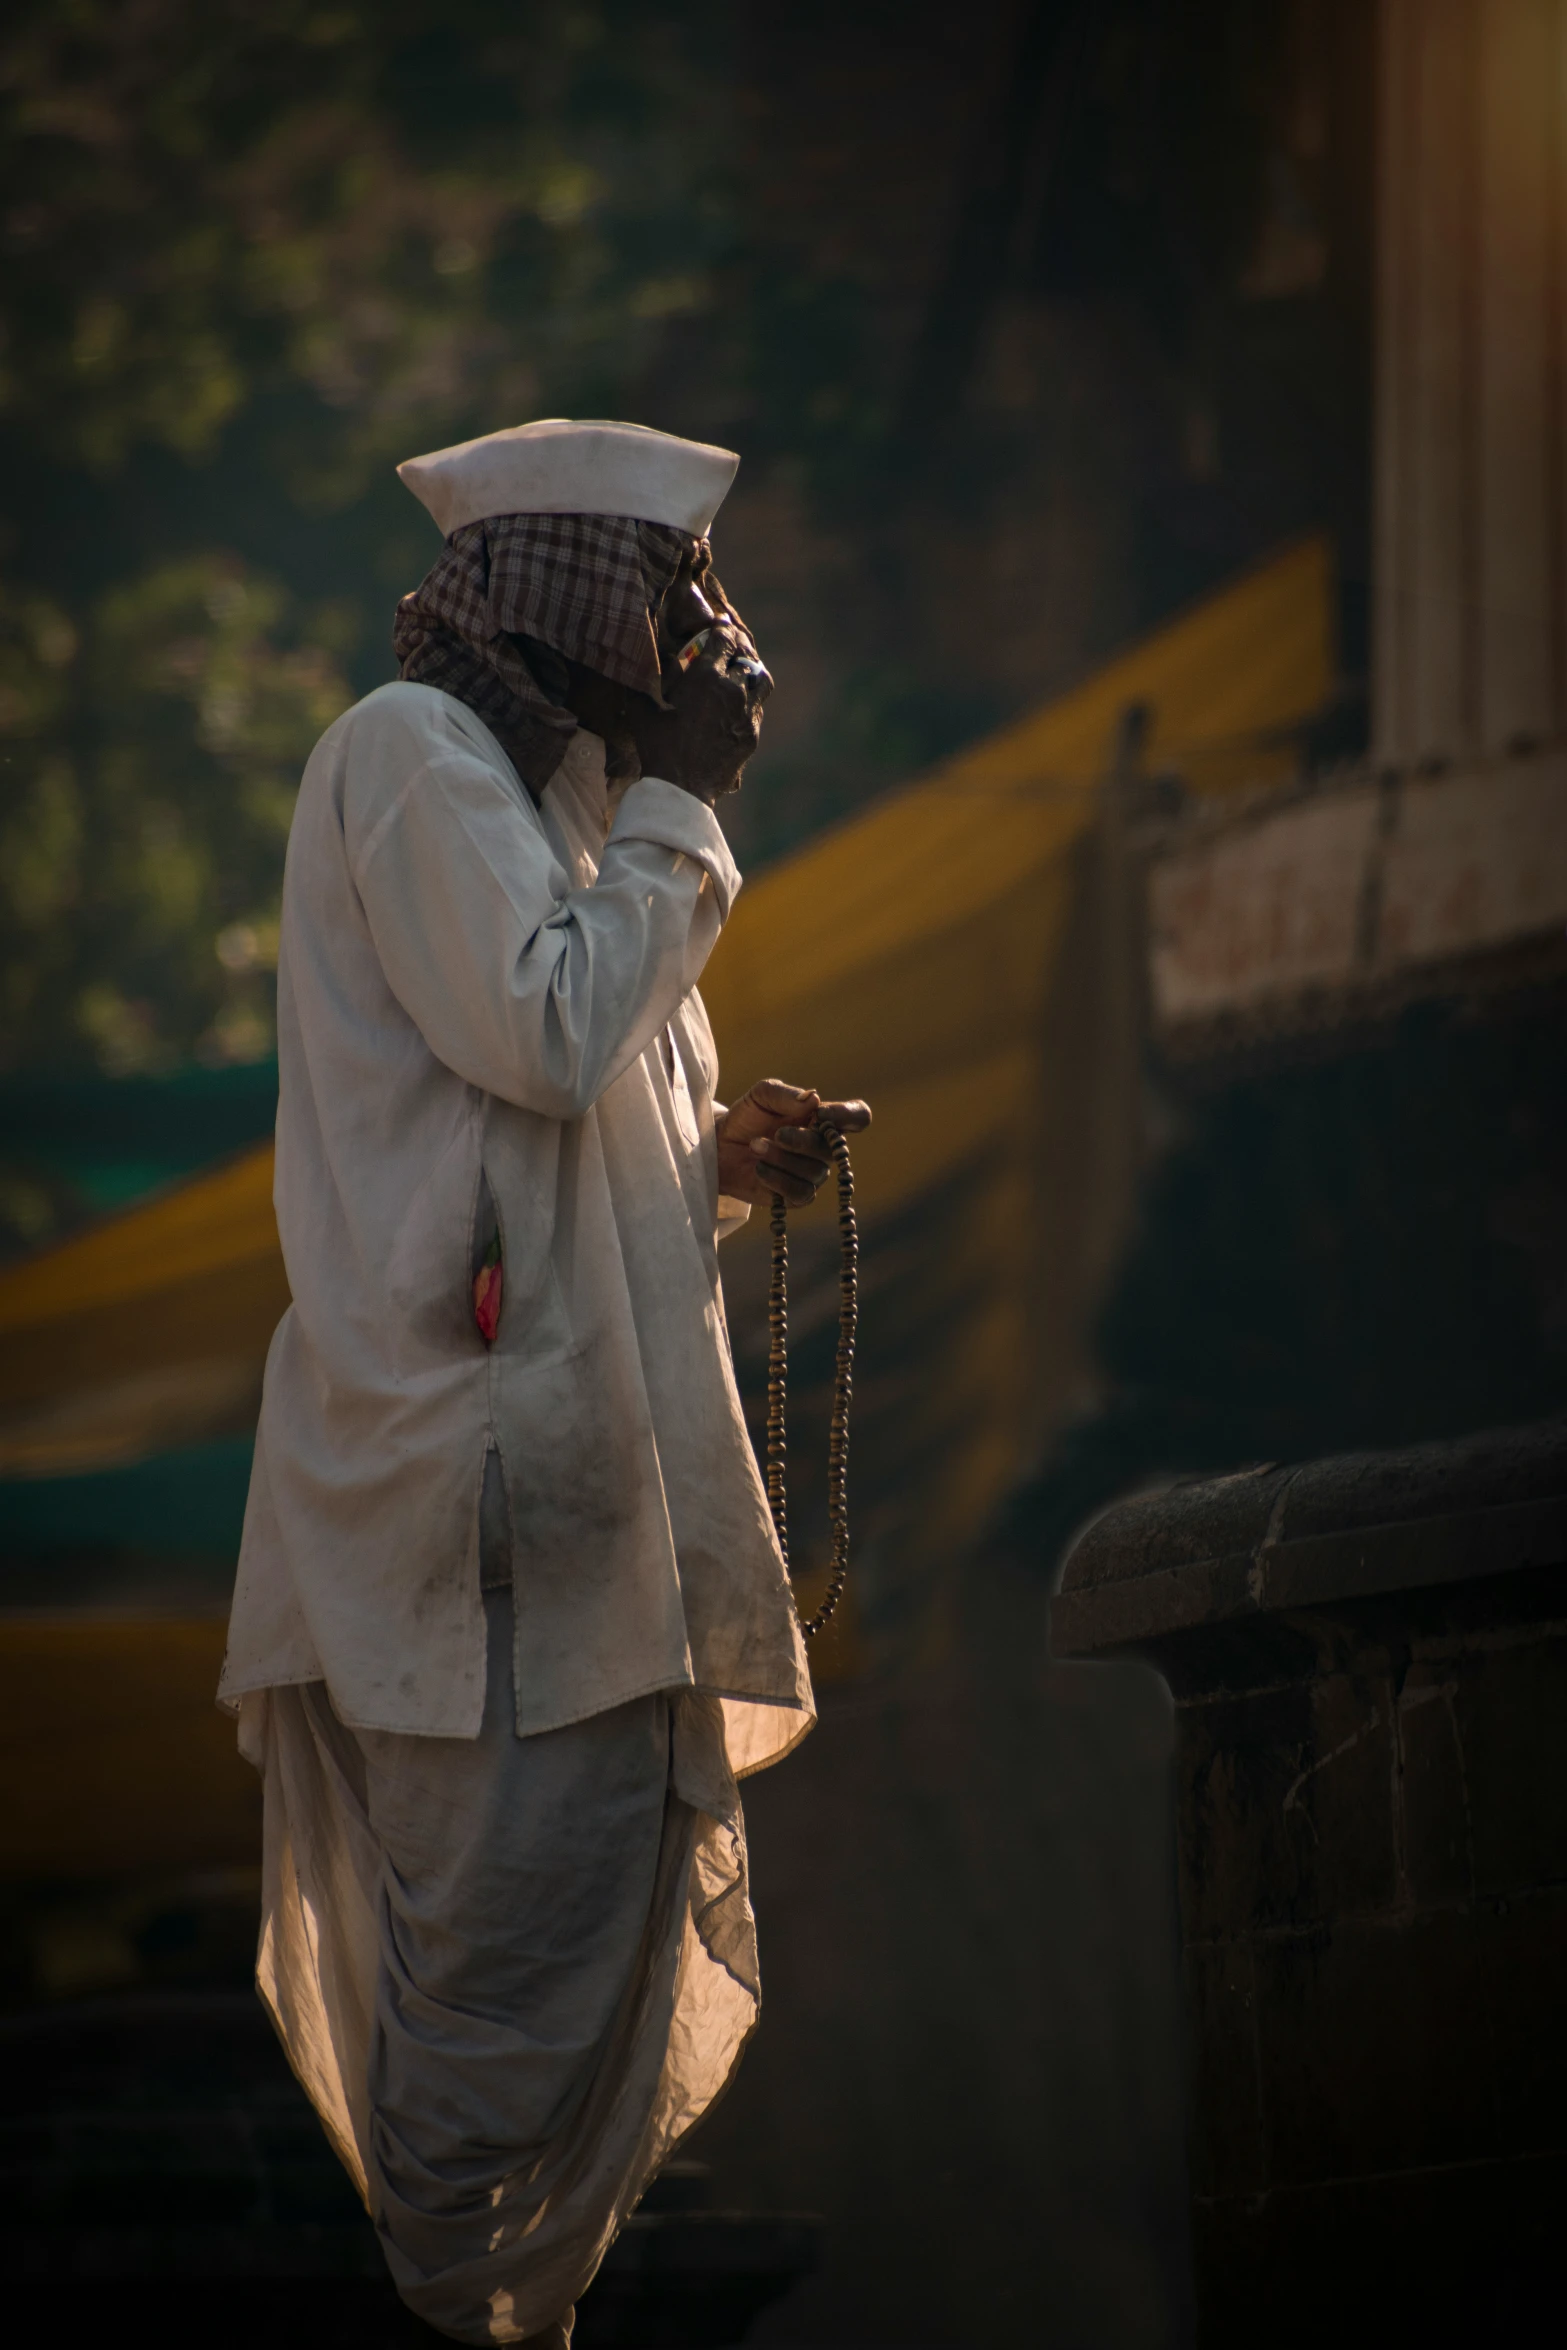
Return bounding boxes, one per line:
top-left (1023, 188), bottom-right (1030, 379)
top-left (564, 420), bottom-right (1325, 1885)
top-left (1, 4), bottom-right (1564, 2345)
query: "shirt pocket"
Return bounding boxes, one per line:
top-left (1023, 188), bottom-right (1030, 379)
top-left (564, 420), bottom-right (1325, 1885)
top-left (385, 1110), bottom-right (484, 1360)
top-left (475, 1100), bottom-right (571, 1366)
top-left (471, 1167), bottom-right (504, 1344)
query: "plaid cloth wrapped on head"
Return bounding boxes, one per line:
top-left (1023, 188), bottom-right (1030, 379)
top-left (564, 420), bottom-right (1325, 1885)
top-left (393, 512), bottom-right (697, 795)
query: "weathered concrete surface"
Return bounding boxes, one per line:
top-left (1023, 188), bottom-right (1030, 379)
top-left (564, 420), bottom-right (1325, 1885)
top-left (1052, 1415), bottom-right (1567, 2342)
top-left (1374, 0), bottom-right (1567, 766)
top-left (1147, 751), bottom-right (1567, 1045)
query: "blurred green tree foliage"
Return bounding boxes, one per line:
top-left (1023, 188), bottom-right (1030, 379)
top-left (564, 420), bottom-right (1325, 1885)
top-left (1, 0), bottom-right (731, 496)
top-left (0, 0), bottom-right (740, 1071)
top-left (0, 562), bottom-right (349, 1070)
top-left (0, 0), bottom-right (1363, 1075)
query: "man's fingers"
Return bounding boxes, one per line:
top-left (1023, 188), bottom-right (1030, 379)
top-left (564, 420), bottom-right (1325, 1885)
top-left (724, 1083), bottom-right (870, 1172)
top-left (758, 1162), bottom-right (823, 1206)
top-left (751, 1139), bottom-right (830, 1185)
top-left (747, 1078), bottom-right (819, 1117)
top-left (772, 1125), bottom-right (832, 1159)
top-left (815, 1098), bottom-right (872, 1133)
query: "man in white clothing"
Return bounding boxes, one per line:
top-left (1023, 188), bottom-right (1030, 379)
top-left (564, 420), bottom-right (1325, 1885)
top-left (219, 420), bottom-right (869, 2344)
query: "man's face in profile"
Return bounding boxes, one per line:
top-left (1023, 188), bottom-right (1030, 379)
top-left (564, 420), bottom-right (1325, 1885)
top-left (648, 541), bottom-right (773, 796)
top-left (560, 539), bottom-right (773, 803)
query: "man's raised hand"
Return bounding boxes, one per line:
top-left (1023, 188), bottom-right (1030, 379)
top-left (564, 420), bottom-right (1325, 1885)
top-left (716, 1079), bottom-right (872, 1207)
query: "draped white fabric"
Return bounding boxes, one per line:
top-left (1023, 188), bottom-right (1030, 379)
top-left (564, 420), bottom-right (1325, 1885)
top-left (220, 684), bottom-right (811, 1749)
top-left (239, 1589), bottom-right (763, 2345)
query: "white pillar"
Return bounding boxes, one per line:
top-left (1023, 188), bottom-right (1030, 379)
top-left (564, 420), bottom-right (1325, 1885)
top-left (1375, 0), bottom-right (1567, 763)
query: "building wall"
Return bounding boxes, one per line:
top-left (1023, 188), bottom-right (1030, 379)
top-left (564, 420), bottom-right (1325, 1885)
top-left (1375, 0), bottom-right (1567, 761)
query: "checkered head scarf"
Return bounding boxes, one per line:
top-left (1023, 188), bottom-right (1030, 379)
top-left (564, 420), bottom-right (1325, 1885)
top-left (392, 513), bottom-right (698, 792)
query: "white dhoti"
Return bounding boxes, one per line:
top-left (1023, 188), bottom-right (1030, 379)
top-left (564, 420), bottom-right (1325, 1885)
top-left (238, 1584), bottom-right (763, 2345)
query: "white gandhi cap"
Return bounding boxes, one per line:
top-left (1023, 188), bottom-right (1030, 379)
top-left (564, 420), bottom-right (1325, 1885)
top-left (396, 418), bottom-right (740, 539)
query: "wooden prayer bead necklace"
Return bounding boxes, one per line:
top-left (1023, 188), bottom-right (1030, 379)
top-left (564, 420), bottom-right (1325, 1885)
top-left (764, 1121), bottom-right (858, 1638)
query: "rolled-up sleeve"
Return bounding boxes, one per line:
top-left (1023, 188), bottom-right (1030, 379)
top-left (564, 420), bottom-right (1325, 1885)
top-left (346, 720), bottom-right (742, 1118)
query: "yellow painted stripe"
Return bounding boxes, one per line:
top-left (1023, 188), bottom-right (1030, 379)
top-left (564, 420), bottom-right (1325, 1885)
top-left (0, 1144), bottom-right (279, 1336)
top-left (706, 535), bottom-right (1331, 1025)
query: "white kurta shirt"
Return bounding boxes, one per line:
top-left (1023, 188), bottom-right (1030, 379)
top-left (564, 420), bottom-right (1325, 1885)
top-left (220, 682), bottom-right (812, 1771)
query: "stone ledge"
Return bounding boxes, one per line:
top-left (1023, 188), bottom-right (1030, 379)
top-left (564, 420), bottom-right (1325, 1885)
top-left (1051, 1415), bottom-right (1567, 1662)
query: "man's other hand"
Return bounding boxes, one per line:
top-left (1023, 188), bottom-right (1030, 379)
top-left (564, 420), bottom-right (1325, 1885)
top-left (716, 1080), bottom-right (872, 1207)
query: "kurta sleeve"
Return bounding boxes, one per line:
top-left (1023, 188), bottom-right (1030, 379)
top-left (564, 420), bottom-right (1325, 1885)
top-left (344, 708), bottom-right (742, 1119)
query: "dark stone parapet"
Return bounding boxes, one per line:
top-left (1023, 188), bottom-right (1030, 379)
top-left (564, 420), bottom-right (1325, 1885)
top-left (1049, 1414), bottom-right (1567, 2342)
top-left (1052, 1414), bottom-right (1567, 1688)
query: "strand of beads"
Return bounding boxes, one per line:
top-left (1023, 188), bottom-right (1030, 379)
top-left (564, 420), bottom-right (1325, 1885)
top-left (764, 1122), bottom-right (857, 1639)
top-left (766, 1189), bottom-right (790, 1570)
